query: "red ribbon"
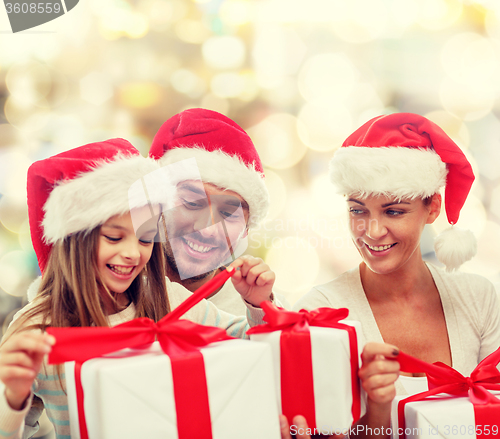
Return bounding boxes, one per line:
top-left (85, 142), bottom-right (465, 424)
top-left (397, 349), bottom-right (500, 439)
top-left (47, 267), bottom-right (235, 439)
top-left (247, 303), bottom-right (361, 429)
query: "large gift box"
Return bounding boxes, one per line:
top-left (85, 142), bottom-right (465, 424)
top-left (247, 302), bottom-right (365, 433)
top-left (391, 350), bottom-right (500, 439)
top-left (47, 269), bottom-right (281, 439)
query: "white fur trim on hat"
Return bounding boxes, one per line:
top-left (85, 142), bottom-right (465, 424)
top-left (434, 225), bottom-right (477, 272)
top-left (43, 155), bottom-right (165, 243)
top-left (158, 147), bottom-right (269, 227)
top-left (330, 146), bottom-right (448, 199)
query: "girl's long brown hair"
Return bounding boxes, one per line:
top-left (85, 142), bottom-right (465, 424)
top-left (6, 227), bottom-right (171, 336)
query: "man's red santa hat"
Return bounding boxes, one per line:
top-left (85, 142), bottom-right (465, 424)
top-left (148, 108), bottom-right (269, 228)
top-left (329, 112), bottom-right (476, 271)
top-left (28, 139), bottom-right (164, 273)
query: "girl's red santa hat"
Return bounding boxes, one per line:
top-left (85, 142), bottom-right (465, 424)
top-left (148, 108), bottom-right (269, 227)
top-left (329, 112), bottom-right (476, 272)
top-left (28, 139), bottom-right (165, 274)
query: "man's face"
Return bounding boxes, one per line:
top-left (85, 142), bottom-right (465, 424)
top-left (163, 180), bottom-right (249, 280)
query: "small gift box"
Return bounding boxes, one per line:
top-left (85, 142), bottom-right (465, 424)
top-left (48, 269), bottom-right (281, 439)
top-left (247, 303), bottom-right (364, 433)
top-left (391, 350), bottom-right (500, 439)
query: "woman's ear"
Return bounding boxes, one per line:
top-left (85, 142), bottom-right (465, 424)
top-left (426, 193), bottom-right (442, 224)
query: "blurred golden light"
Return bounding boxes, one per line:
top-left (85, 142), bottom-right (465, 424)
top-left (0, 124), bottom-right (19, 149)
top-left (202, 36), bottom-right (246, 70)
top-left (175, 19), bottom-right (210, 44)
top-left (331, 0), bottom-right (389, 43)
top-left (263, 170), bottom-right (287, 221)
top-left (439, 79), bottom-right (494, 121)
top-left (461, 221), bottom-right (500, 278)
top-left (424, 110), bottom-right (470, 149)
top-left (310, 173), bottom-right (346, 217)
top-left (125, 13), bottom-right (149, 39)
top-left (6, 62), bottom-right (52, 106)
top-left (200, 94), bottom-right (230, 115)
top-left (262, 77), bottom-right (300, 108)
top-left (237, 70), bottom-right (259, 102)
top-left (253, 27), bottom-right (307, 87)
top-left (265, 237), bottom-right (320, 294)
top-left (256, 0), bottom-right (346, 23)
top-left (18, 220), bottom-right (33, 253)
top-left (442, 33), bottom-right (500, 92)
top-left (431, 193), bottom-right (486, 238)
top-left (170, 69), bottom-right (206, 97)
top-left (0, 251), bottom-right (33, 297)
top-left (297, 100), bottom-right (352, 152)
top-left (210, 72), bottom-right (245, 98)
top-left (4, 97), bottom-right (50, 132)
top-left (417, 0), bottom-right (462, 30)
top-left (298, 53), bottom-right (359, 102)
top-left (220, 0), bottom-right (255, 26)
top-left (0, 151), bottom-right (30, 199)
top-left (247, 113), bottom-right (307, 169)
top-left (485, 8), bottom-right (500, 40)
top-left (390, 0), bottom-right (419, 30)
top-left (119, 82), bottom-right (163, 109)
top-left (80, 72), bottom-right (114, 106)
top-left (0, 196), bottom-right (28, 234)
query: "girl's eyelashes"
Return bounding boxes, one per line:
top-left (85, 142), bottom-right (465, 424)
top-left (385, 209), bottom-right (406, 216)
top-left (104, 235), bottom-right (121, 242)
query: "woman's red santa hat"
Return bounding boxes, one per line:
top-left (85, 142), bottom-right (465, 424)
top-left (28, 139), bottom-right (165, 274)
top-left (329, 112), bottom-right (476, 271)
top-left (148, 108), bottom-right (269, 228)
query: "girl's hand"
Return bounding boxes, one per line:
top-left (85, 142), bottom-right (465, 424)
top-left (359, 343), bottom-right (399, 418)
top-left (229, 255), bottom-right (275, 307)
top-left (0, 332), bottom-right (55, 410)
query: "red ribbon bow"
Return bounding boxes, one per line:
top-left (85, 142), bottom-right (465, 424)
top-left (397, 349), bottom-right (500, 438)
top-left (248, 302), bottom-right (361, 429)
top-left (47, 268), bottom-right (235, 439)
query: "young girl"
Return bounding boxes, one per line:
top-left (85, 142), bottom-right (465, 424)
top-left (0, 139), bottom-right (275, 439)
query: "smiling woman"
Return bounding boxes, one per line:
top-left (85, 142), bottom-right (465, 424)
top-left (290, 113), bottom-right (500, 439)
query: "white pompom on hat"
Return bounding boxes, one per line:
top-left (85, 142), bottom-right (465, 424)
top-left (148, 108), bottom-right (269, 228)
top-left (27, 139), bottom-right (164, 273)
top-left (329, 112), bottom-right (476, 271)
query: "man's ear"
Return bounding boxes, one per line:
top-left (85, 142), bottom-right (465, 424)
top-left (426, 193), bottom-right (442, 225)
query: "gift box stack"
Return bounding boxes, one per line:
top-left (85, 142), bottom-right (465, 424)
top-left (48, 269), bottom-right (365, 439)
top-left (391, 350), bottom-right (500, 439)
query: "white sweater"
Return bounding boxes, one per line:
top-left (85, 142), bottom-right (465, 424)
top-left (294, 263), bottom-right (500, 395)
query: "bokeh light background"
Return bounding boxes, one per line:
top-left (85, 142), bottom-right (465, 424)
top-left (2, 0), bottom-right (500, 331)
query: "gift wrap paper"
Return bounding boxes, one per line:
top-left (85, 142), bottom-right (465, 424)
top-left (391, 391), bottom-right (500, 439)
top-left (65, 339), bottom-right (281, 439)
top-left (251, 321), bottom-right (364, 431)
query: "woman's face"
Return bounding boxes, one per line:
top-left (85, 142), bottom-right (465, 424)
top-left (97, 206), bottom-right (159, 296)
top-left (347, 193), bottom-right (441, 275)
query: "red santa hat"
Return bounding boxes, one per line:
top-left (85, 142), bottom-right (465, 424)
top-left (28, 139), bottom-right (165, 273)
top-left (148, 108), bottom-right (269, 227)
top-left (330, 112), bottom-right (476, 271)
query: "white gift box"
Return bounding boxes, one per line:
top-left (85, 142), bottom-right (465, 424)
top-left (391, 391), bottom-right (500, 439)
top-left (250, 321), bottom-right (364, 432)
top-left (65, 339), bottom-right (280, 439)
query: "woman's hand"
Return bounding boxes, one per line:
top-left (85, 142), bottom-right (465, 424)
top-left (0, 331), bottom-right (55, 410)
top-left (357, 342), bottom-right (400, 436)
top-left (229, 255), bottom-right (275, 307)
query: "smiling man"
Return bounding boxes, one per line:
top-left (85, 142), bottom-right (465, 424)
top-left (149, 108), bottom-right (270, 315)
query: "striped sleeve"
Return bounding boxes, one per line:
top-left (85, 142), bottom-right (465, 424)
top-left (0, 382), bottom-right (32, 439)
